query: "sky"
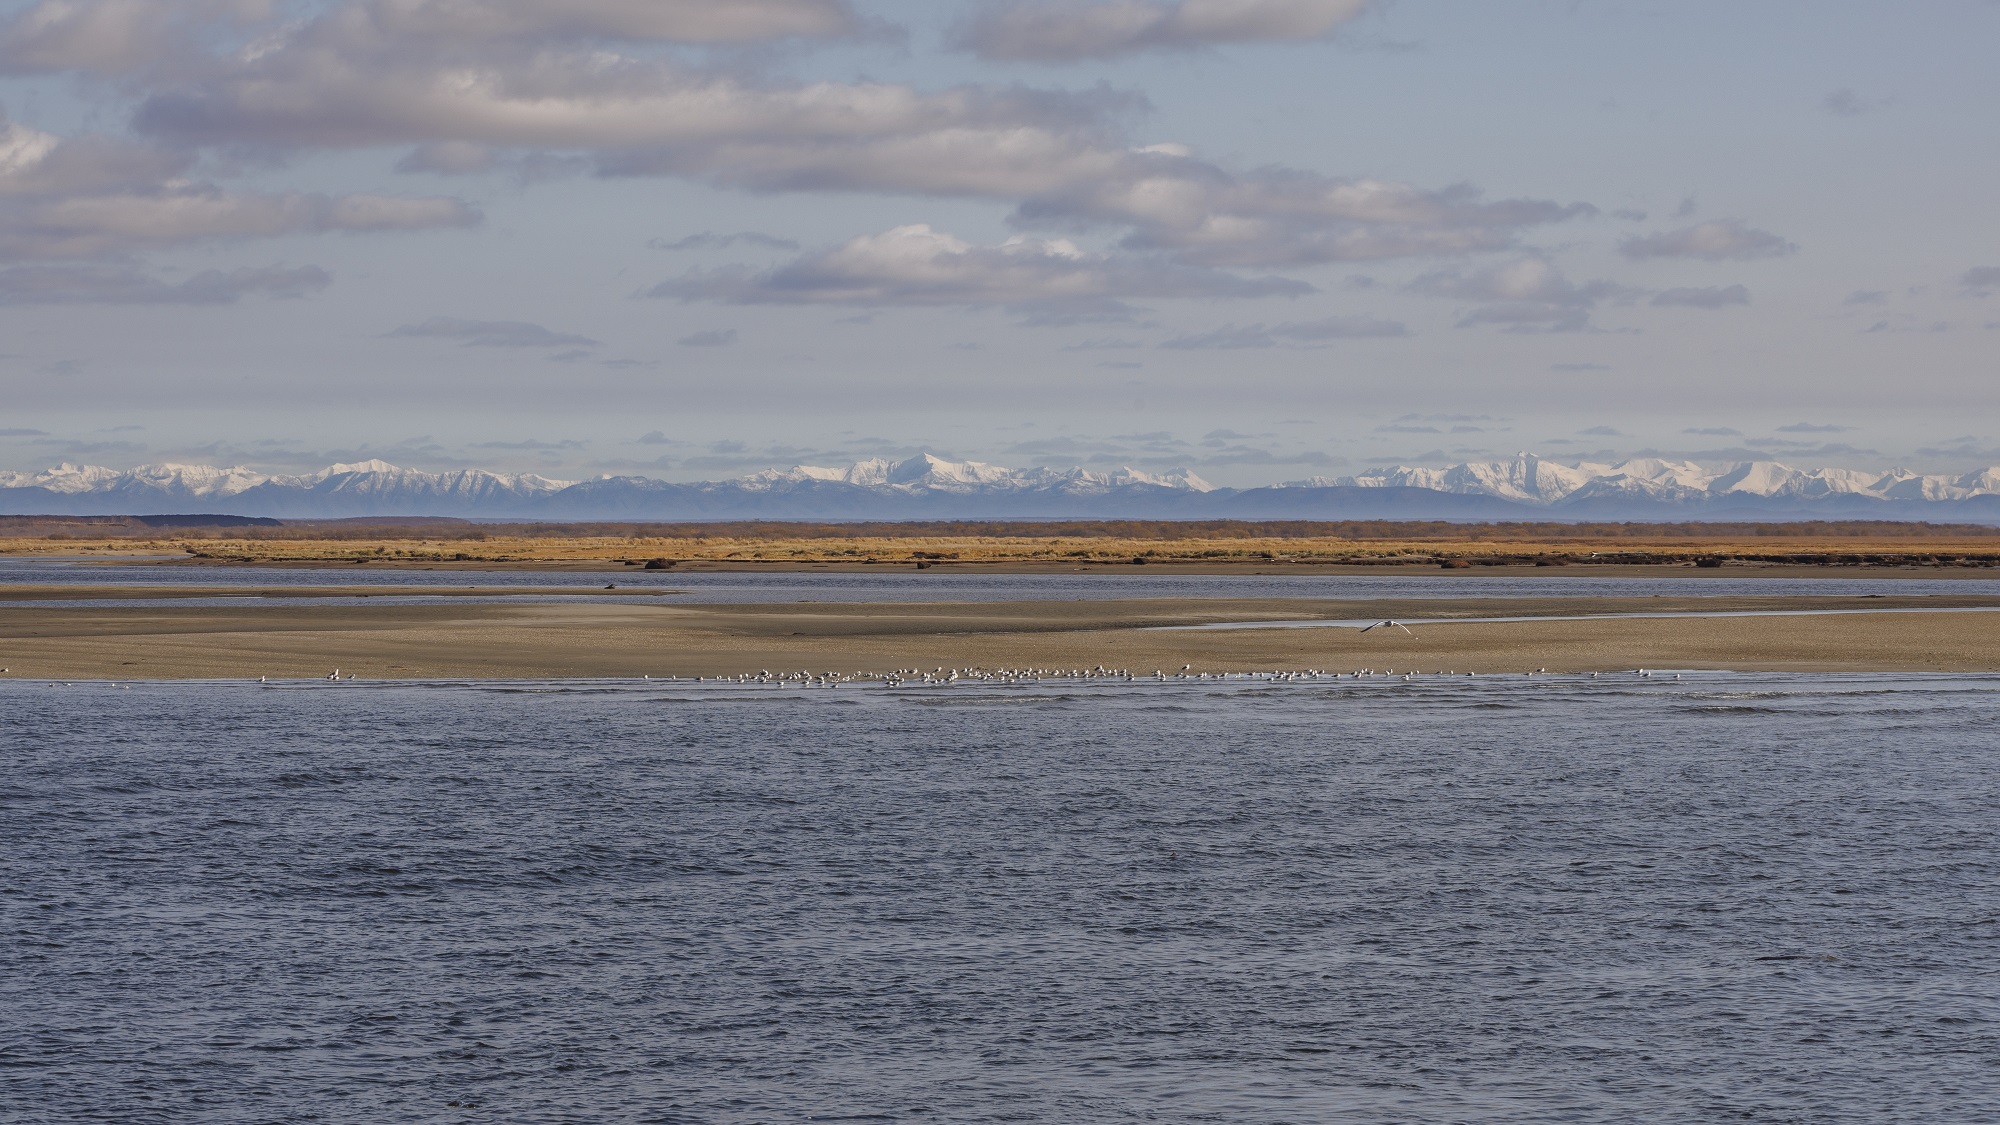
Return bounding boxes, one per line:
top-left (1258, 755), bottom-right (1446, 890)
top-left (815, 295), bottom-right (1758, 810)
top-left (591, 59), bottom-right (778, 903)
top-left (0, 0), bottom-right (1995, 485)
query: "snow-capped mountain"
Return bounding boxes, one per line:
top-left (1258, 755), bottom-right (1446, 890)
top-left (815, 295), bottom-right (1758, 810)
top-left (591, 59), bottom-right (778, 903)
top-left (1, 452), bottom-right (1997, 521)
top-left (1306, 453), bottom-right (2000, 513)
top-left (735, 454), bottom-right (1214, 494)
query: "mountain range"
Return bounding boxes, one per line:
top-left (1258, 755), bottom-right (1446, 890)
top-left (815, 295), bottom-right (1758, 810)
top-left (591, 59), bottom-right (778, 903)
top-left (3, 453), bottom-right (1999, 522)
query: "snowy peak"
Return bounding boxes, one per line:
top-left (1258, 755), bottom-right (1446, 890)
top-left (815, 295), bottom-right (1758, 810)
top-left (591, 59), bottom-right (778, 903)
top-left (743, 454), bottom-right (1215, 494)
top-left (1, 452), bottom-right (1997, 519)
top-left (1291, 453), bottom-right (2000, 507)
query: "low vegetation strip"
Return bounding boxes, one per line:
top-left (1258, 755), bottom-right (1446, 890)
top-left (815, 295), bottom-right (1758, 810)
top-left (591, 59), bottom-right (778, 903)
top-left (1, 516), bottom-right (1998, 568)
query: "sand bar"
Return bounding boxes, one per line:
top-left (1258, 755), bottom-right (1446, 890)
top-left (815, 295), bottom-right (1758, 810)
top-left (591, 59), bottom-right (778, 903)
top-left (5, 588), bottom-right (2000, 679)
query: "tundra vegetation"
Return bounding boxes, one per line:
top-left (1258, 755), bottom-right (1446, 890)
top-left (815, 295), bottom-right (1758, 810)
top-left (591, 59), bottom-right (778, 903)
top-left (2, 517), bottom-right (1997, 569)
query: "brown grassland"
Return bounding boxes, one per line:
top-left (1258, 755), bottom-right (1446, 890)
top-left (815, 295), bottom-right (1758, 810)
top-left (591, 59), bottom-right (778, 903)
top-left (4, 516), bottom-right (2000, 570)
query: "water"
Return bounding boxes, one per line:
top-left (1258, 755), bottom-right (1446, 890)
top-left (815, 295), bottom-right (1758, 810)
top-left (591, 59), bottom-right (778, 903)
top-left (6, 555), bottom-right (2000, 603)
top-left (6, 674), bottom-right (1998, 1123)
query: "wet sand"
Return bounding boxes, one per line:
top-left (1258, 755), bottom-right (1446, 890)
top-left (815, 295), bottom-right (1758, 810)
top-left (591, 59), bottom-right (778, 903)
top-left (4, 589), bottom-right (1999, 679)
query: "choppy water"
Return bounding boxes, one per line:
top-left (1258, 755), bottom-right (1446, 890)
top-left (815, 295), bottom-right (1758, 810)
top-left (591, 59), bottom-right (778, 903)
top-left (5, 673), bottom-right (1998, 1123)
top-left (6, 555), bottom-right (2000, 603)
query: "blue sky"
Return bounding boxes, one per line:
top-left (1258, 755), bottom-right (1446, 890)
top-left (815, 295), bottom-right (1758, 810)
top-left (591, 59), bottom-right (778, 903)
top-left (0, 0), bottom-right (1995, 483)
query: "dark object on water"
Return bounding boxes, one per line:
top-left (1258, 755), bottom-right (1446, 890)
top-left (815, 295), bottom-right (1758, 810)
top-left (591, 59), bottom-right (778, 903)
top-left (915, 561), bottom-right (933, 570)
top-left (643, 559), bottom-right (676, 570)
top-left (1131, 557), bottom-right (1148, 565)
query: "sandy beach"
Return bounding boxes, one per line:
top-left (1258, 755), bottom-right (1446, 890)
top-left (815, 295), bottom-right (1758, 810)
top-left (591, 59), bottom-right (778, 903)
top-left (4, 587), bottom-right (1999, 679)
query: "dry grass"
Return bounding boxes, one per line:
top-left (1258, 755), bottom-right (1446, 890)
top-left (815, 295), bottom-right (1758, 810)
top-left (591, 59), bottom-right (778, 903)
top-left (4, 520), bottom-right (2000, 569)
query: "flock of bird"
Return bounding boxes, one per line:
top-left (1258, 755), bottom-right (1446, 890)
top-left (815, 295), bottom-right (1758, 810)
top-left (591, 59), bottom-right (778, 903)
top-left (667, 665), bottom-right (1681, 688)
top-left (19, 665), bottom-right (1685, 687)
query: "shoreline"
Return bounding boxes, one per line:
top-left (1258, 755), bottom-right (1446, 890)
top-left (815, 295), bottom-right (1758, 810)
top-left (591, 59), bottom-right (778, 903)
top-left (6, 590), bottom-right (2000, 679)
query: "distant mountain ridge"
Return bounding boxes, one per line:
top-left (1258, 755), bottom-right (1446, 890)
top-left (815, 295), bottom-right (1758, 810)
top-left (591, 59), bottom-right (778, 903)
top-left (2, 452), bottom-right (1998, 521)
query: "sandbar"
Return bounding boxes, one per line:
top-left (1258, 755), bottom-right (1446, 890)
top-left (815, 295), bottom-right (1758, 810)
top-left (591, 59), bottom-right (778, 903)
top-left (4, 588), bottom-right (1999, 679)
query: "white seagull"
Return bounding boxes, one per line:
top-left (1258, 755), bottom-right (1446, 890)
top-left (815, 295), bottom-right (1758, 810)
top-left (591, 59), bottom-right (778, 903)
top-left (1360, 620), bottom-right (1416, 635)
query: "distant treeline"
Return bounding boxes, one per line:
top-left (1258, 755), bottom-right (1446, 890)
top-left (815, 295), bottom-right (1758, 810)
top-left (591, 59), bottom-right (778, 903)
top-left (6, 515), bottom-right (2000, 541)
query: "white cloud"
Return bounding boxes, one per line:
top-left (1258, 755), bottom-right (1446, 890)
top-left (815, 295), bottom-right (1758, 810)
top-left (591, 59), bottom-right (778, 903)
top-left (323, 0), bottom-right (860, 45)
top-left (1409, 257), bottom-right (1626, 332)
top-left (0, 0), bottom-right (856, 78)
top-left (957, 0), bottom-right (1371, 61)
top-left (679, 328), bottom-right (738, 346)
top-left (1619, 219), bottom-right (1795, 261)
top-left (651, 231), bottom-right (799, 251)
top-left (1651, 284), bottom-right (1749, 308)
top-left (1022, 158), bottom-right (1590, 267)
top-left (1161, 314), bottom-right (1405, 348)
top-left (0, 0), bottom-right (1589, 291)
top-left (0, 262), bottom-right (328, 304)
top-left (0, 119), bottom-right (193, 198)
top-left (0, 109), bottom-right (475, 262)
top-left (387, 317), bottom-right (596, 348)
top-left (0, 0), bottom-right (265, 77)
top-left (650, 223), bottom-right (1309, 308)
top-left (5, 190), bottom-right (477, 259)
top-left (55, 4), bottom-right (1581, 273)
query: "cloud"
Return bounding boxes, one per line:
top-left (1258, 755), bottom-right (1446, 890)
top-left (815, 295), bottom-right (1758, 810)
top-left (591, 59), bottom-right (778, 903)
top-left (470, 438), bottom-right (585, 451)
top-left (1821, 88), bottom-right (1884, 117)
top-left (0, 106), bottom-right (475, 264)
top-left (1023, 160), bottom-right (1594, 269)
top-left (393, 141), bottom-right (502, 175)
top-left (1578, 425), bottom-right (1621, 436)
top-left (36, 191), bottom-right (475, 240)
top-left (0, 120), bottom-right (193, 198)
top-left (1619, 219), bottom-right (1795, 261)
top-left (1550, 362), bottom-right (1608, 372)
top-left (1683, 427), bottom-right (1742, 436)
top-left (1651, 284), bottom-right (1749, 308)
top-left (0, 0), bottom-right (269, 78)
top-left (650, 231), bottom-right (800, 251)
top-left (1160, 314), bottom-right (1406, 348)
top-left (1776, 422), bottom-right (1853, 434)
top-left (1844, 290), bottom-right (1887, 306)
top-left (0, 263), bottom-right (328, 304)
top-left (678, 328), bottom-right (738, 347)
top-left (0, 427), bottom-right (49, 436)
top-left (5, 2), bottom-right (1583, 276)
top-left (955, 0), bottom-right (1371, 61)
top-left (1, 186), bottom-right (477, 261)
top-left (348, 0), bottom-right (862, 45)
top-left (0, 0), bottom-right (860, 77)
top-left (650, 223), bottom-right (1310, 308)
top-left (1410, 257), bottom-right (1625, 332)
top-left (387, 317), bottom-right (598, 348)
top-left (1962, 266), bottom-right (2000, 295)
